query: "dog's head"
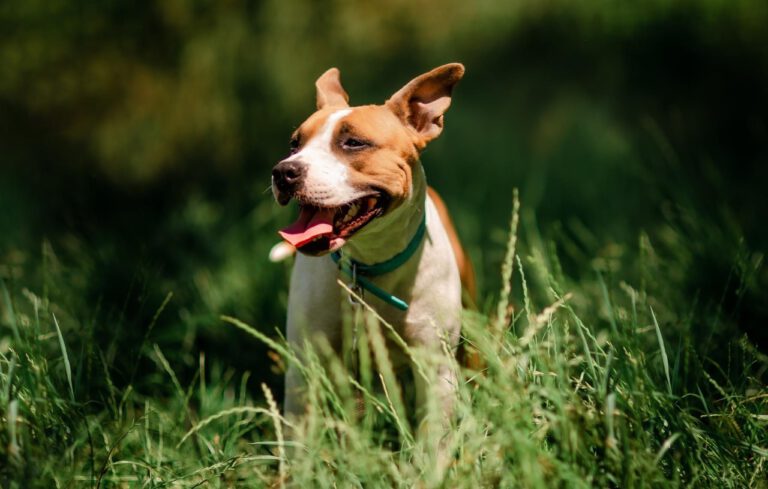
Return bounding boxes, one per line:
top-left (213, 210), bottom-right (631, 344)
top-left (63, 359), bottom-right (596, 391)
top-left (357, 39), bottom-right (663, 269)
top-left (272, 63), bottom-right (464, 256)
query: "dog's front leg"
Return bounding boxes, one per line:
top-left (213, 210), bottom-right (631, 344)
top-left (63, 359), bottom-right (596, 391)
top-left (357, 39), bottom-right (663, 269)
top-left (403, 251), bottom-right (463, 473)
top-left (406, 314), bottom-right (461, 477)
top-left (407, 316), bottom-right (461, 424)
top-left (283, 254), bottom-right (341, 418)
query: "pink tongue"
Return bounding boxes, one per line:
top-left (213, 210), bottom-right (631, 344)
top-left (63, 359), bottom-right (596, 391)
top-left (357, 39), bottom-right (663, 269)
top-left (278, 207), bottom-right (335, 248)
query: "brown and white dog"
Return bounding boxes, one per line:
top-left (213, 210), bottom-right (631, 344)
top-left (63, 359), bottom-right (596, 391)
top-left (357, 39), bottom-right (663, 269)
top-left (271, 63), bottom-right (475, 425)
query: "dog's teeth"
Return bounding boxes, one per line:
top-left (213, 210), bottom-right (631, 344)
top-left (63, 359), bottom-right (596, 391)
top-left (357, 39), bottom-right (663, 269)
top-left (367, 197), bottom-right (377, 208)
top-left (348, 204), bottom-right (359, 217)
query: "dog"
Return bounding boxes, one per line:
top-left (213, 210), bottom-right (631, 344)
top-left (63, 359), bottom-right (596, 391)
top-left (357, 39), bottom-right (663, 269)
top-left (271, 63), bottom-right (475, 428)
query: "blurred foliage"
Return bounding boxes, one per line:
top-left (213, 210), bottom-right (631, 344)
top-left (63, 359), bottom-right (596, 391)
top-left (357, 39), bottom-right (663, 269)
top-left (0, 0), bottom-right (767, 394)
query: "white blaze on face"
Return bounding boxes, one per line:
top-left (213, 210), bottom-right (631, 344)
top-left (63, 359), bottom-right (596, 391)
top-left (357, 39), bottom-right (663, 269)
top-left (285, 109), bottom-right (364, 206)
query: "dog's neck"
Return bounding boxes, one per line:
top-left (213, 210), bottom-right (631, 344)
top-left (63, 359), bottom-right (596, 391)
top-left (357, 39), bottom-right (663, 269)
top-left (341, 163), bottom-right (427, 266)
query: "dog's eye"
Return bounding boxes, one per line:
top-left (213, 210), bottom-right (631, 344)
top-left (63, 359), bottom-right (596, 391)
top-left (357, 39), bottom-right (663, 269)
top-left (342, 138), bottom-right (369, 150)
top-left (289, 137), bottom-right (300, 155)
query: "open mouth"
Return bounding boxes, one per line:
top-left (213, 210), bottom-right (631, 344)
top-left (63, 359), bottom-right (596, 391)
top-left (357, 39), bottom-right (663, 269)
top-left (278, 193), bottom-right (388, 255)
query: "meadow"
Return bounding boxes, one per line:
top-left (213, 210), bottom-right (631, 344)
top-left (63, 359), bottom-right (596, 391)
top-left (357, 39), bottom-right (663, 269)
top-left (1, 190), bottom-right (766, 487)
top-left (1, 0), bottom-right (767, 487)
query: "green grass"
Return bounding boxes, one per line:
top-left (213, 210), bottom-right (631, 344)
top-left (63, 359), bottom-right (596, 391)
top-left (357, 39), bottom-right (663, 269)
top-left (1, 198), bottom-right (766, 488)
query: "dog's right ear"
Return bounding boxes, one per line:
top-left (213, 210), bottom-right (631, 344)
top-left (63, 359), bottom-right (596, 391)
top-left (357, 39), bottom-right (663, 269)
top-left (386, 63), bottom-right (465, 148)
top-left (315, 68), bottom-right (349, 110)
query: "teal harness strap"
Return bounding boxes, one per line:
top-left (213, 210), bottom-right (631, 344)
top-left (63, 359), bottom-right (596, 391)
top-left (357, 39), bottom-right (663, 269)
top-left (331, 215), bottom-right (427, 311)
top-left (337, 268), bottom-right (410, 311)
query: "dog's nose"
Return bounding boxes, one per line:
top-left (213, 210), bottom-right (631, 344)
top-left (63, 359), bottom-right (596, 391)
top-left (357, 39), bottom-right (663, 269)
top-left (272, 160), bottom-right (306, 194)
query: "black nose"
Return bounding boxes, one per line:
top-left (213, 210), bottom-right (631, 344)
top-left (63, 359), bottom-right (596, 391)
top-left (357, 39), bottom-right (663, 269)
top-left (272, 160), bottom-right (306, 194)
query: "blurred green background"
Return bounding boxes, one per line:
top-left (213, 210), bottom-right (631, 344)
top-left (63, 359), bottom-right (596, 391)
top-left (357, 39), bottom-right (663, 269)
top-left (1, 0), bottom-right (766, 397)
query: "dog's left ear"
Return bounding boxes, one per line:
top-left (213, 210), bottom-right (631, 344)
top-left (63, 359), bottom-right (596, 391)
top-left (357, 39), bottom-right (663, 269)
top-left (386, 63), bottom-right (465, 147)
top-left (316, 68), bottom-right (350, 110)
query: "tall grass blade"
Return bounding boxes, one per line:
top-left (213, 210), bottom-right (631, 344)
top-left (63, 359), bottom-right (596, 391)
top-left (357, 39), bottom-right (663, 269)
top-left (152, 344), bottom-right (185, 399)
top-left (262, 383), bottom-right (287, 482)
top-left (130, 291), bottom-right (173, 384)
top-left (7, 399), bottom-right (20, 463)
top-left (221, 315), bottom-right (300, 368)
top-left (177, 406), bottom-right (276, 448)
top-left (569, 310), bottom-right (598, 384)
top-left (52, 313), bottom-right (75, 402)
top-left (650, 306), bottom-right (672, 396)
top-left (495, 188), bottom-right (520, 334)
top-left (516, 254), bottom-right (532, 324)
top-left (2, 356), bottom-right (16, 406)
top-left (337, 279), bottom-right (428, 382)
top-left (597, 271), bottom-right (619, 336)
top-left (366, 314), bottom-right (413, 445)
top-left (0, 279), bottom-right (21, 342)
top-left (605, 392), bottom-right (616, 451)
top-left (653, 433), bottom-right (680, 466)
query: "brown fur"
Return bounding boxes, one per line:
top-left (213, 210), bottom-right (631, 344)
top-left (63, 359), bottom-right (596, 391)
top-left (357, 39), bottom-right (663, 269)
top-left (336, 107), bottom-right (417, 205)
top-left (290, 108), bottom-right (336, 147)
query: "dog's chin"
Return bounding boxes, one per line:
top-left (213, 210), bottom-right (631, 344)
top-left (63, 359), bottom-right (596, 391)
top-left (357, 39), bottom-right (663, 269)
top-left (279, 192), bottom-right (391, 256)
top-left (294, 235), bottom-right (344, 256)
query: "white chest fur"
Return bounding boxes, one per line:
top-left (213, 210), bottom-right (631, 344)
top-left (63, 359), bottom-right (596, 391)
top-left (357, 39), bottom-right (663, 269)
top-left (283, 194), bottom-right (462, 415)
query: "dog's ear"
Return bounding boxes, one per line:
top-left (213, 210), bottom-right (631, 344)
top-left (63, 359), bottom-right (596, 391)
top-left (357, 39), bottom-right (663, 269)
top-left (386, 63), bottom-right (464, 147)
top-left (315, 68), bottom-right (349, 110)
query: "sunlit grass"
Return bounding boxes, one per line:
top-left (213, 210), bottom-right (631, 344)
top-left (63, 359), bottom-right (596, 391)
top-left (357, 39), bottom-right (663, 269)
top-left (1, 197), bottom-right (766, 488)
